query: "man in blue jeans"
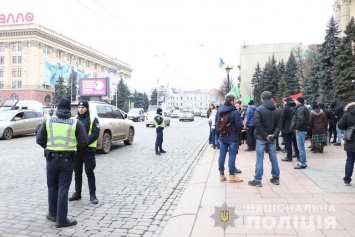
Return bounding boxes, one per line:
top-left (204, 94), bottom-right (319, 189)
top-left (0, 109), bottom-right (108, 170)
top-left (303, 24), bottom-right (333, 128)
top-left (216, 95), bottom-right (243, 183)
top-left (291, 97), bottom-right (310, 169)
top-left (248, 91), bottom-right (281, 187)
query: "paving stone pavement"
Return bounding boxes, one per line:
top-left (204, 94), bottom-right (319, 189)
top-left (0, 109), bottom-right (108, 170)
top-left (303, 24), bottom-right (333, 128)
top-left (161, 139), bottom-right (355, 237)
top-left (0, 117), bottom-right (210, 237)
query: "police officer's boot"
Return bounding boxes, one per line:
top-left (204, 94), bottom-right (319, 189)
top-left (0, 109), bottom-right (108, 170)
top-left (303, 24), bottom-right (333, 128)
top-left (90, 194), bottom-right (98, 204)
top-left (69, 192), bottom-right (81, 201)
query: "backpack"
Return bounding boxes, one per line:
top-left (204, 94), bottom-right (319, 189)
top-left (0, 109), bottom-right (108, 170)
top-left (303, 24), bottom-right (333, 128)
top-left (216, 112), bottom-right (232, 134)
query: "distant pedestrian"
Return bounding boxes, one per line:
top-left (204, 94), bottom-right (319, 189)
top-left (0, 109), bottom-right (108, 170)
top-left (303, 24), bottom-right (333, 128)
top-left (337, 102), bottom-right (355, 186)
top-left (291, 96), bottom-right (310, 169)
top-left (216, 95), bottom-right (243, 183)
top-left (329, 102), bottom-right (337, 143)
top-left (69, 100), bottom-right (100, 204)
top-left (309, 104), bottom-right (327, 153)
top-left (248, 91), bottom-right (281, 187)
top-left (281, 97), bottom-right (296, 162)
top-left (244, 100), bottom-right (256, 151)
top-left (207, 103), bottom-right (215, 144)
top-left (36, 98), bottom-right (88, 228)
top-left (155, 108), bottom-right (166, 155)
top-left (208, 107), bottom-right (218, 149)
top-left (334, 100), bottom-right (345, 146)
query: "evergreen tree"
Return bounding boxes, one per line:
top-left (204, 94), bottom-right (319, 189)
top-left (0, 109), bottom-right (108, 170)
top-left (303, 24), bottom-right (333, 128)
top-left (114, 78), bottom-right (130, 112)
top-left (285, 52), bottom-right (300, 96)
top-left (134, 92), bottom-right (145, 109)
top-left (318, 15), bottom-right (341, 104)
top-left (261, 55), bottom-right (278, 96)
top-left (150, 88), bottom-right (158, 105)
top-left (334, 17), bottom-right (355, 103)
top-left (277, 60), bottom-right (286, 80)
top-left (251, 62), bottom-right (262, 104)
top-left (64, 74), bottom-right (78, 102)
top-left (142, 93), bottom-right (149, 111)
top-left (276, 76), bottom-right (287, 106)
top-left (303, 58), bottom-right (321, 103)
top-left (53, 77), bottom-right (67, 105)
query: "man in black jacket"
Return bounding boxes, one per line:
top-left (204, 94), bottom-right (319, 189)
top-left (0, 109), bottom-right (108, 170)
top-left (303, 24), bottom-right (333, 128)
top-left (291, 97), bottom-right (310, 169)
top-left (36, 98), bottom-right (88, 228)
top-left (69, 100), bottom-right (100, 204)
top-left (281, 97), bottom-right (296, 161)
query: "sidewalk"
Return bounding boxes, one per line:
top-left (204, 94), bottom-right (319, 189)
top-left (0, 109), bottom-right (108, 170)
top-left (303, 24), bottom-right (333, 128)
top-left (161, 140), bottom-right (355, 237)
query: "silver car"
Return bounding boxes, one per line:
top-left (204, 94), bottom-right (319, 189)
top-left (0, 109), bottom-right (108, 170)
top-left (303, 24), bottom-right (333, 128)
top-left (0, 110), bottom-right (45, 140)
top-left (71, 101), bottom-right (135, 154)
top-left (179, 111), bottom-right (194, 121)
top-left (145, 111), bottom-right (171, 127)
top-left (127, 108), bottom-right (145, 122)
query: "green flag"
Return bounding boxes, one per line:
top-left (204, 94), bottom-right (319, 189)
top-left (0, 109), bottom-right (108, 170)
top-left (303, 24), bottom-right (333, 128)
top-left (229, 85), bottom-right (240, 99)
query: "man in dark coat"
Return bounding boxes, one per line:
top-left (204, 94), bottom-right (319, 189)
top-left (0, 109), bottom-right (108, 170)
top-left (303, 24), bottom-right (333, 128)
top-left (337, 102), bottom-right (355, 186)
top-left (248, 91), bottom-right (281, 187)
top-left (281, 97), bottom-right (296, 161)
top-left (291, 97), bottom-right (310, 169)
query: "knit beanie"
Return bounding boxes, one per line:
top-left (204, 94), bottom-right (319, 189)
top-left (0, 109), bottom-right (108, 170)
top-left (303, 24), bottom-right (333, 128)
top-left (57, 98), bottom-right (71, 111)
top-left (78, 100), bottom-right (89, 109)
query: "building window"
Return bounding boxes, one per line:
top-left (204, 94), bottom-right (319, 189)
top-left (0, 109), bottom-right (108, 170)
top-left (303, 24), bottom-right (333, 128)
top-left (10, 94), bottom-right (19, 100)
top-left (12, 56), bottom-right (17, 64)
top-left (18, 43), bottom-right (23, 51)
top-left (12, 81), bottom-right (16, 88)
top-left (17, 80), bottom-right (22, 88)
top-left (54, 49), bottom-right (59, 57)
top-left (43, 45), bottom-right (50, 55)
top-left (12, 68), bottom-right (17, 77)
top-left (0, 69), bottom-right (4, 77)
top-left (0, 44), bottom-right (4, 52)
top-left (0, 81), bottom-right (4, 89)
top-left (18, 68), bottom-right (22, 77)
top-left (45, 95), bottom-right (51, 102)
top-left (0, 56), bottom-right (4, 64)
top-left (94, 63), bottom-right (98, 70)
top-left (18, 56), bottom-right (22, 64)
top-left (13, 43), bottom-right (18, 51)
top-left (86, 60), bottom-right (91, 67)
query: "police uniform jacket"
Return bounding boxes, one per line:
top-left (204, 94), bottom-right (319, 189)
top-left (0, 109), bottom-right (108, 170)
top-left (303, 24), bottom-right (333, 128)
top-left (77, 110), bottom-right (100, 152)
top-left (36, 108), bottom-right (88, 151)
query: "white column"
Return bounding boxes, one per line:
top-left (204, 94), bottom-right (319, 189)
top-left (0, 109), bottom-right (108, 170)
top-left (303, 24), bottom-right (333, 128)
top-left (333, 0), bottom-right (341, 27)
top-left (340, 0), bottom-right (351, 35)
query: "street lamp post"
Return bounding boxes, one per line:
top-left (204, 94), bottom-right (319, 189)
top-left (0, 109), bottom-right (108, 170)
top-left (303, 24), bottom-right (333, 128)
top-left (225, 65), bottom-right (233, 94)
top-left (128, 94), bottom-right (134, 111)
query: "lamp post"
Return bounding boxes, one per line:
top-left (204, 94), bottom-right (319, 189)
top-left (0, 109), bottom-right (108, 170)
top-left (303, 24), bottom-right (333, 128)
top-left (225, 65), bottom-right (233, 94)
top-left (128, 94), bottom-right (134, 111)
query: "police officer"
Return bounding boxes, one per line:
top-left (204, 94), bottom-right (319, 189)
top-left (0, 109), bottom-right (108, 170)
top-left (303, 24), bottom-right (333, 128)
top-left (69, 100), bottom-right (100, 204)
top-left (155, 108), bottom-right (166, 155)
top-left (36, 98), bottom-right (88, 228)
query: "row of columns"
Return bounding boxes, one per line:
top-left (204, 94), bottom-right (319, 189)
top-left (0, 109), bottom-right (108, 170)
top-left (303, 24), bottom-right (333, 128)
top-left (333, 0), bottom-right (353, 35)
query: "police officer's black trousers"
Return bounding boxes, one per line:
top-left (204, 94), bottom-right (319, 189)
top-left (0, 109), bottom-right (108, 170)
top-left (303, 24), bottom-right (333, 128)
top-left (155, 128), bottom-right (164, 153)
top-left (74, 152), bottom-right (96, 195)
top-left (46, 154), bottom-right (74, 222)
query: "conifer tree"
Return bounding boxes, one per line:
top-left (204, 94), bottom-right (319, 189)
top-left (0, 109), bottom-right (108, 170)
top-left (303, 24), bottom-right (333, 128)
top-left (251, 62), bottom-right (262, 104)
top-left (276, 76), bottom-right (287, 106)
top-left (53, 77), bottom-right (67, 105)
top-left (333, 17), bottom-right (355, 103)
top-left (261, 55), bottom-right (278, 96)
top-left (285, 52), bottom-right (300, 96)
top-left (303, 58), bottom-right (321, 103)
top-left (142, 93), bottom-right (149, 111)
top-left (114, 78), bottom-right (130, 111)
top-left (150, 88), bottom-right (158, 105)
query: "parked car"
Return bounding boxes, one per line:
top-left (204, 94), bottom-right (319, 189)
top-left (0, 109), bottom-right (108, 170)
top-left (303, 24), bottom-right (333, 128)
top-left (71, 101), bottom-right (135, 154)
top-left (127, 108), bottom-right (145, 122)
top-left (171, 110), bottom-right (181, 118)
top-left (0, 109), bottom-right (45, 140)
top-left (200, 110), bottom-right (208, 118)
top-left (145, 111), bottom-right (171, 127)
top-left (179, 111), bottom-right (194, 121)
top-left (193, 110), bottom-right (201, 116)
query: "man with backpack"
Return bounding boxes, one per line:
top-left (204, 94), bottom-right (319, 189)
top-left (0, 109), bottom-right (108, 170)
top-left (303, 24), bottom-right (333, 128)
top-left (216, 95), bottom-right (244, 183)
top-left (248, 91), bottom-right (281, 187)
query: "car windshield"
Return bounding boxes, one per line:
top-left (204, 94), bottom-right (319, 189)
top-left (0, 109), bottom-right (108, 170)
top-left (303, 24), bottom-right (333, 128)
top-left (0, 112), bottom-right (15, 121)
top-left (147, 111), bottom-right (157, 116)
top-left (128, 109), bottom-right (141, 114)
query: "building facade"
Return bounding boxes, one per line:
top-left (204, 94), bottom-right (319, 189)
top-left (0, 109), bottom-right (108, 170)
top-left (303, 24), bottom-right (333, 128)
top-left (333, 0), bottom-right (355, 35)
top-left (0, 23), bottom-right (132, 106)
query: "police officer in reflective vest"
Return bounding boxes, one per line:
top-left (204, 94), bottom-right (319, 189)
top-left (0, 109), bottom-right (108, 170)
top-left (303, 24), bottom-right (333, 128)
top-left (69, 100), bottom-right (100, 204)
top-left (36, 98), bottom-right (88, 228)
top-left (155, 108), bottom-right (166, 155)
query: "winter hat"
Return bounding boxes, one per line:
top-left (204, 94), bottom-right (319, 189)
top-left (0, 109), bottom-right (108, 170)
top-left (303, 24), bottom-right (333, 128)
top-left (78, 100), bottom-right (89, 109)
top-left (157, 108), bottom-right (163, 114)
top-left (261, 91), bottom-right (272, 100)
top-left (285, 97), bottom-right (293, 103)
top-left (312, 104), bottom-right (319, 109)
top-left (296, 96), bottom-right (305, 104)
top-left (57, 98), bottom-right (71, 111)
top-left (248, 100), bottom-right (254, 105)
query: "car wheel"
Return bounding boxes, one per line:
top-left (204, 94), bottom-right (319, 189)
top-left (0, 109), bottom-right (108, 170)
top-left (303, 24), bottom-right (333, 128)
top-left (35, 125), bottom-right (41, 134)
top-left (124, 128), bottom-right (134, 145)
top-left (3, 128), bottom-right (13, 140)
top-left (146, 124), bottom-right (149, 127)
top-left (101, 132), bottom-right (112, 154)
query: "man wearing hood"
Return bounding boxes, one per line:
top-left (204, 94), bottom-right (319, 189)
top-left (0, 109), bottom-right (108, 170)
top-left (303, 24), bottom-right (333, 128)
top-left (309, 104), bottom-right (327, 153)
top-left (216, 94), bottom-right (243, 183)
top-left (248, 91), bottom-right (281, 187)
top-left (69, 100), bottom-right (100, 204)
top-left (291, 96), bottom-right (310, 169)
top-left (36, 98), bottom-right (88, 228)
top-left (281, 97), bottom-right (296, 162)
top-left (244, 100), bottom-right (257, 151)
top-left (338, 102), bottom-right (355, 186)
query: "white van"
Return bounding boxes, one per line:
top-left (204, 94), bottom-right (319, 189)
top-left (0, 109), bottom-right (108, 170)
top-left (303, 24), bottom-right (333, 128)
top-left (0, 100), bottom-right (44, 113)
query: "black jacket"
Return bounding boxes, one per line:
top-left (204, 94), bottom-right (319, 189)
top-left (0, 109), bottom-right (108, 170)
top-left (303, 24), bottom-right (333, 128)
top-left (36, 108), bottom-right (88, 152)
top-left (281, 101), bottom-right (295, 135)
top-left (215, 103), bottom-right (243, 143)
top-left (290, 104), bottom-right (309, 132)
top-left (334, 101), bottom-right (345, 122)
top-left (254, 99), bottom-right (281, 140)
top-left (77, 111), bottom-right (100, 152)
top-left (337, 102), bottom-right (355, 152)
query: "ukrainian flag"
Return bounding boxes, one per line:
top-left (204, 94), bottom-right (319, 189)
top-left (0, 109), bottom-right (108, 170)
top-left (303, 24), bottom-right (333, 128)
top-left (219, 58), bottom-right (226, 70)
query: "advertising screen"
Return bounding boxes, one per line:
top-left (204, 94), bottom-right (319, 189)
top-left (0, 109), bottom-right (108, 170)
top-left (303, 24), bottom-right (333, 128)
top-left (80, 78), bottom-right (107, 96)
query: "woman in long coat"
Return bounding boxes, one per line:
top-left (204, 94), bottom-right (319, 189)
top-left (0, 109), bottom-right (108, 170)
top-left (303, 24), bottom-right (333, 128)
top-left (309, 105), bottom-right (328, 153)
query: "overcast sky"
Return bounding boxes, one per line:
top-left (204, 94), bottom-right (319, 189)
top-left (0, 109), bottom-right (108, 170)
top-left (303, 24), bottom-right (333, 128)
top-left (2, 0), bottom-right (334, 92)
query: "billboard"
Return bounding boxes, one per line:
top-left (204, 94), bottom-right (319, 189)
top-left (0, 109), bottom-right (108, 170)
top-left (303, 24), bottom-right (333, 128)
top-left (80, 78), bottom-right (108, 96)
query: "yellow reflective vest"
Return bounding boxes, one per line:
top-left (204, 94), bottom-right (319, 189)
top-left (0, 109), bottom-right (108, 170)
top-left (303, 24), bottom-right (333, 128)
top-left (46, 116), bottom-right (77, 151)
top-left (154, 114), bottom-right (165, 128)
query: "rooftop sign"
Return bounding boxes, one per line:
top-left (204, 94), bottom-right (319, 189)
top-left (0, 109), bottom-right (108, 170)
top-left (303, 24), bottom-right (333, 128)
top-left (0, 12), bottom-right (34, 24)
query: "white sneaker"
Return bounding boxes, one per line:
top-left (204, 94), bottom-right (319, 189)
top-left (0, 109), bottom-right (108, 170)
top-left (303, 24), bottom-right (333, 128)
top-left (344, 182), bottom-right (350, 186)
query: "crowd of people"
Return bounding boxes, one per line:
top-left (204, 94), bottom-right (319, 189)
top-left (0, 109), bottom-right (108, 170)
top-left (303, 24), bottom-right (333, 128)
top-left (207, 91), bottom-right (355, 187)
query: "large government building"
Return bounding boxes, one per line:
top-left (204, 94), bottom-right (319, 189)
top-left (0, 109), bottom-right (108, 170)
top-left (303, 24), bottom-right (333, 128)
top-left (333, 0), bottom-right (355, 35)
top-left (0, 23), bottom-right (132, 106)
